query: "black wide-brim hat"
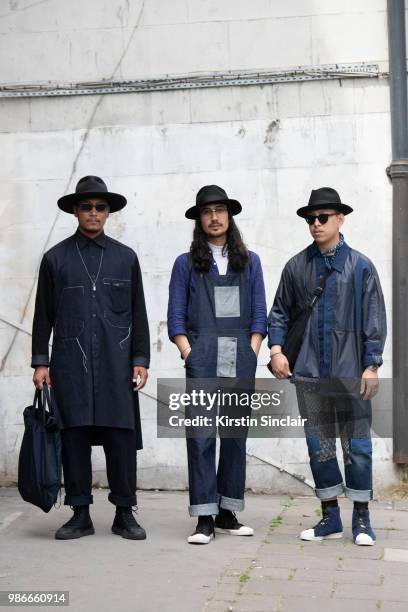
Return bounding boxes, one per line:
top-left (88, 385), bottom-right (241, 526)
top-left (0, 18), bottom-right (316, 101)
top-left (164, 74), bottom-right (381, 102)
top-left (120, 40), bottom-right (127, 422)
top-left (57, 175), bottom-right (127, 214)
top-left (296, 187), bottom-right (353, 218)
top-left (185, 184), bottom-right (242, 220)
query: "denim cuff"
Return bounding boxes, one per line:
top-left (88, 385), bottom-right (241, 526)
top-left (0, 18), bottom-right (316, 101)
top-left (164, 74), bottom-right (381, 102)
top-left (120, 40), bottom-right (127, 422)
top-left (315, 483), bottom-right (344, 500)
top-left (218, 495), bottom-right (245, 512)
top-left (169, 326), bottom-right (188, 343)
top-left (64, 493), bottom-right (93, 506)
top-left (188, 502), bottom-right (219, 517)
top-left (250, 326), bottom-right (267, 339)
top-left (344, 487), bottom-right (373, 502)
top-left (267, 329), bottom-right (286, 348)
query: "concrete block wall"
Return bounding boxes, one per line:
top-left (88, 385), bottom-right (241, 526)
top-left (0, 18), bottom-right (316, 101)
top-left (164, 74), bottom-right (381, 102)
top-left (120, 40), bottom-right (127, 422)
top-left (0, 0), bottom-right (398, 495)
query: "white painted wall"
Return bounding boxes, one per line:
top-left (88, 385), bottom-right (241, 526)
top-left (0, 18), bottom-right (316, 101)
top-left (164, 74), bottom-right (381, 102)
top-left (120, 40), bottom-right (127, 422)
top-left (0, 0), bottom-right (398, 495)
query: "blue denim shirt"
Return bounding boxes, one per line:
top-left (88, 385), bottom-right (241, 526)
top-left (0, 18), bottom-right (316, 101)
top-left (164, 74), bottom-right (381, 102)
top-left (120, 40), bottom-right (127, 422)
top-left (268, 241), bottom-right (387, 379)
top-left (313, 241), bottom-right (348, 378)
top-left (167, 251), bottom-right (267, 341)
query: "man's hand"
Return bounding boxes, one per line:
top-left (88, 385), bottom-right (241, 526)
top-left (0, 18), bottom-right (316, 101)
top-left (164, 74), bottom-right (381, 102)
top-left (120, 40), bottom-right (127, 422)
top-left (360, 368), bottom-right (379, 400)
top-left (133, 366), bottom-right (148, 391)
top-left (271, 352), bottom-right (292, 379)
top-left (33, 366), bottom-right (51, 389)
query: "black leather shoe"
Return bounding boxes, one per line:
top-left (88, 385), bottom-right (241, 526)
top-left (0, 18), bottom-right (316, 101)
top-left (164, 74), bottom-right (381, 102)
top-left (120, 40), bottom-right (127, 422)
top-left (55, 506), bottom-right (95, 540)
top-left (112, 507), bottom-right (146, 540)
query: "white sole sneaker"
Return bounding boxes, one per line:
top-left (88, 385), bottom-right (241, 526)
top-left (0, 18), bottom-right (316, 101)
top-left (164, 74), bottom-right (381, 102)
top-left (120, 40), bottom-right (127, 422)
top-left (215, 526), bottom-right (254, 536)
top-left (355, 533), bottom-right (375, 546)
top-left (300, 528), bottom-right (343, 541)
top-left (187, 532), bottom-right (214, 545)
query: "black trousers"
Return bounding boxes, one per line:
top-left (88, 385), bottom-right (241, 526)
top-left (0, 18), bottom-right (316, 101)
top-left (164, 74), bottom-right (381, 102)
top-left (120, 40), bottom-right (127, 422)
top-left (61, 426), bottom-right (137, 507)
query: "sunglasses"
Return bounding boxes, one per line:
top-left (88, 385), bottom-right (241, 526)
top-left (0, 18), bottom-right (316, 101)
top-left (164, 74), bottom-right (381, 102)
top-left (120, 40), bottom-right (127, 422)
top-left (200, 205), bottom-right (228, 218)
top-left (77, 202), bottom-right (109, 212)
top-left (305, 212), bottom-right (338, 225)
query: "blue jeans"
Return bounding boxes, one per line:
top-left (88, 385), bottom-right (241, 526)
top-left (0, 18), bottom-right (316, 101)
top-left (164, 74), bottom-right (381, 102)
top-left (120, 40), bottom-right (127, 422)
top-left (186, 436), bottom-right (247, 516)
top-left (296, 387), bottom-right (373, 502)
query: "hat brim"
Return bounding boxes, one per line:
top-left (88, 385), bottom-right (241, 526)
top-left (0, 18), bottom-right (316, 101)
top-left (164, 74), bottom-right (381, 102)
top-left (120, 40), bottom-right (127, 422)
top-left (57, 191), bottom-right (127, 214)
top-left (185, 199), bottom-right (242, 220)
top-left (296, 202), bottom-right (353, 218)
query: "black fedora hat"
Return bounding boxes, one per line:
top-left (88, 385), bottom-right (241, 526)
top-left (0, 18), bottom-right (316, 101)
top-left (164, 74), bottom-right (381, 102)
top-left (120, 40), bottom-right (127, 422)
top-left (296, 187), bottom-right (353, 218)
top-left (185, 185), bottom-right (242, 220)
top-left (57, 175), bottom-right (127, 214)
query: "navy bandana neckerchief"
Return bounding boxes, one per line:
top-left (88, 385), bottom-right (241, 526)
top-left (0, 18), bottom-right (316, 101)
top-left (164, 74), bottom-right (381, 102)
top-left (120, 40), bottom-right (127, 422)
top-left (317, 232), bottom-right (345, 270)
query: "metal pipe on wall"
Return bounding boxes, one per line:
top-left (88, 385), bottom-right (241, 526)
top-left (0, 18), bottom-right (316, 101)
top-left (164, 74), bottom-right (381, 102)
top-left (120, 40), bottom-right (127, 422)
top-left (387, 0), bottom-right (408, 463)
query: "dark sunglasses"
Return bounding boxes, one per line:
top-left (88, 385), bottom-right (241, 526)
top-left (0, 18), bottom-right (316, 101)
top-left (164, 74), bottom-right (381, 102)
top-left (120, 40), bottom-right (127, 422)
top-left (77, 202), bottom-right (109, 212)
top-left (305, 212), bottom-right (338, 225)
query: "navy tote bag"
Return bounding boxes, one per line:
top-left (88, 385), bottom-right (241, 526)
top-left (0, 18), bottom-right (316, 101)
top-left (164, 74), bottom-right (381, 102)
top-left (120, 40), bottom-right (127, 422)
top-left (18, 384), bottom-right (61, 513)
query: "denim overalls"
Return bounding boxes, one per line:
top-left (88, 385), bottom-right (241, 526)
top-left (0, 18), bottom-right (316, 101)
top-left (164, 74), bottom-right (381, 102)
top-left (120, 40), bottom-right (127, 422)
top-left (184, 263), bottom-right (257, 516)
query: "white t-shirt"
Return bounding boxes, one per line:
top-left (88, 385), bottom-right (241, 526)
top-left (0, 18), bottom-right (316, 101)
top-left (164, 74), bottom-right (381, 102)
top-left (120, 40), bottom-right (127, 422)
top-left (208, 242), bottom-right (228, 275)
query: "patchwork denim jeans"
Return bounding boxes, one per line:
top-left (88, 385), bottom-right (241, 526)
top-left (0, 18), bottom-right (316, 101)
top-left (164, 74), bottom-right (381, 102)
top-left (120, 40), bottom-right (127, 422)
top-left (296, 386), bottom-right (373, 502)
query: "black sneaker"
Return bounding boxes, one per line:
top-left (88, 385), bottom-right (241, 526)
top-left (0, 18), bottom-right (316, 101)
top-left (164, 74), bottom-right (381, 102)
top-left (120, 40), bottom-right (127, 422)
top-left (55, 506), bottom-right (95, 540)
top-left (187, 515), bottom-right (215, 544)
top-left (214, 509), bottom-right (254, 536)
top-left (112, 507), bottom-right (146, 540)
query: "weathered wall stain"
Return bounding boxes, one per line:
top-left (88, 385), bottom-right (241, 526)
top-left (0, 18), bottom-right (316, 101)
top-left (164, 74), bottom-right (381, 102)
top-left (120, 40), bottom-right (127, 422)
top-left (264, 119), bottom-right (280, 149)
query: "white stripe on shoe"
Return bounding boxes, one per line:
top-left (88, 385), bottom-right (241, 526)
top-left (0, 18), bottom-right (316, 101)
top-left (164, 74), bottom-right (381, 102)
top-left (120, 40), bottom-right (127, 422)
top-left (187, 532), bottom-right (214, 545)
top-left (300, 528), bottom-right (343, 541)
top-left (214, 525), bottom-right (254, 536)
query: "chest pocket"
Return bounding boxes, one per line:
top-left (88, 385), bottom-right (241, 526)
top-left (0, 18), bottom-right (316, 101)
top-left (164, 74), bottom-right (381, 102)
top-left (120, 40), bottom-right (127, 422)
top-left (103, 278), bottom-right (131, 313)
top-left (214, 285), bottom-right (240, 318)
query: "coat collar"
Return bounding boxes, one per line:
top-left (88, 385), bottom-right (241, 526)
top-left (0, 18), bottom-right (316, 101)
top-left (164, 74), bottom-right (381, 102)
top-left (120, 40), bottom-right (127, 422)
top-left (306, 240), bottom-right (350, 272)
top-left (75, 228), bottom-right (107, 249)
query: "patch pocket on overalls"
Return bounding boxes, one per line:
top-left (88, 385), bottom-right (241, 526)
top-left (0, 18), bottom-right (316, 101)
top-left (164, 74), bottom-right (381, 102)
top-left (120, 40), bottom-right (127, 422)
top-left (214, 286), bottom-right (240, 318)
top-left (217, 337), bottom-right (237, 377)
top-left (103, 278), bottom-right (131, 313)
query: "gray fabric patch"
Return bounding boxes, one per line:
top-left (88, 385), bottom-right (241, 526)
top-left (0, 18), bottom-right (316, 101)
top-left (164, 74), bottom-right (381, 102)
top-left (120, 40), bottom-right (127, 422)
top-left (316, 438), bottom-right (336, 463)
top-left (214, 286), bottom-right (240, 318)
top-left (217, 337), bottom-right (237, 377)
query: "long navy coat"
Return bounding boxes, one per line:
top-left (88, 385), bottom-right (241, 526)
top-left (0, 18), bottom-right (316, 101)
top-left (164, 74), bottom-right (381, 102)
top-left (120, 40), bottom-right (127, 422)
top-left (31, 230), bottom-right (150, 448)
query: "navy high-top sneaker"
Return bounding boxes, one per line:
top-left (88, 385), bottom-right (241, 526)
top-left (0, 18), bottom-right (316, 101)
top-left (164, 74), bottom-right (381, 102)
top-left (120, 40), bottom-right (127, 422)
top-left (352, 505), bottom-right (376, 546)
top-left (301, 505), bottom-right (343, 541)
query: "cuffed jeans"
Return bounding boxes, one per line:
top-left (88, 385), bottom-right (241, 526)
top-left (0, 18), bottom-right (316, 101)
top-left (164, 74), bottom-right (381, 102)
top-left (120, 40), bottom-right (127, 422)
top-left (61, 426), bottom-right (137, 507)
top-left (186, 436), bottom-right (247, 516)
top-left (296, 388), bottom-right (373, 502)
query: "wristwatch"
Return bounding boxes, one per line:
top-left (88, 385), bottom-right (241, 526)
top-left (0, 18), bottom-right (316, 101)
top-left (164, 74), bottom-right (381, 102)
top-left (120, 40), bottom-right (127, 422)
top-left (367, 364), bottom-right (379, 372)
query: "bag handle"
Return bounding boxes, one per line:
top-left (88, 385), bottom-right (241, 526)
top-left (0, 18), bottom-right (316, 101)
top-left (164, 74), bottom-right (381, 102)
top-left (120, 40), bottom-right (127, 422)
top-left (33, 388), bottom-right (44, 411)
top-left (42, 383), bottom-right (55, 416)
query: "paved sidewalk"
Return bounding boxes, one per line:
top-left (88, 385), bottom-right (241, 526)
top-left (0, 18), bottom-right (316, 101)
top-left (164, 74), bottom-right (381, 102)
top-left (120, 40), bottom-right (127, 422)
top-left (207, 497), bottom-right (408, 612)
top-left (0, 489), bottom-right (407, 612)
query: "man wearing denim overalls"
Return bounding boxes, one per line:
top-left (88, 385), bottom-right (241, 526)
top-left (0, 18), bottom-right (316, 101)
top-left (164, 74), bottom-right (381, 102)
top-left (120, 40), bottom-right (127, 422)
top-left (168, 185), bottom-right (267, 544)
top-left (268, 187), bottom-right (387, 546)
top-left (32, 176), bottom-right (150, 540)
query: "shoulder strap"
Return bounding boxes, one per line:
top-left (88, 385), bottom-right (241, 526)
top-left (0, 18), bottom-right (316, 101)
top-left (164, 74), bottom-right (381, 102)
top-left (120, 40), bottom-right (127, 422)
top-left (308, 268), bottom-right (335, 308)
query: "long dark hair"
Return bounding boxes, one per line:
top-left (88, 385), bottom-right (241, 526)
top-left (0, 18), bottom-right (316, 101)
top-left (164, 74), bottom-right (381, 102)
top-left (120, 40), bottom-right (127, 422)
top-left (189, 214), bottom-right (249, 272)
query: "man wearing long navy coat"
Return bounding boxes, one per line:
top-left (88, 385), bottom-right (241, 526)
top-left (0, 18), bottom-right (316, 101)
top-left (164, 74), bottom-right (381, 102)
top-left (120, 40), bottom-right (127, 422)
top-left (32, 176), bottom-right (150, 541)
